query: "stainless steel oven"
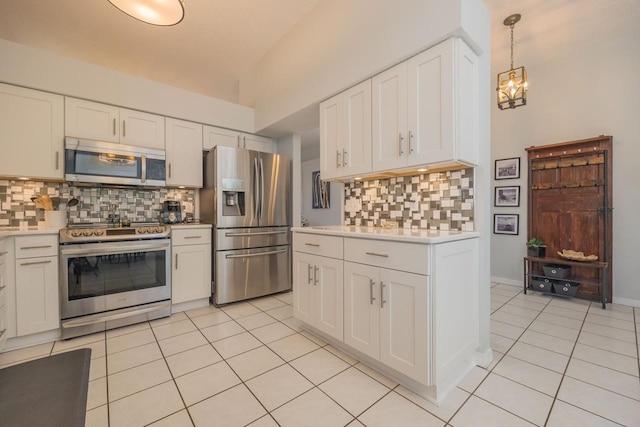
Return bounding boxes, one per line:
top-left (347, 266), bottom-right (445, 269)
top-left (59, 223), bottom-right (171, 339)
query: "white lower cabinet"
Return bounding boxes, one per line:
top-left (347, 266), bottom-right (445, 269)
top-left (344, 261), bottom-right (428, 382)
top-left (14, 235), bottom-right (59, 336)
top-left (171, 227), bottom-right (212, 304)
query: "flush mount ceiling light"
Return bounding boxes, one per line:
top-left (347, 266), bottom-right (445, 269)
top-left (497, 13), bottom-right (528, 110)
top-left (108, 0), bottom-right (185, 26)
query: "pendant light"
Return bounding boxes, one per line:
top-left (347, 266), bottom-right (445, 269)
top-left (108, 0), bottom-right (185, 26)
top-left (497, 14), bottom-right (528, 110)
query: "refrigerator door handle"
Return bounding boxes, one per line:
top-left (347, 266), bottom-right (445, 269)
top-left (259, 157), bottom-right (265, 221)
top-left (225, 230), bottom-right (287, 237)
top-left (253, 158), bottom-right (260, 221)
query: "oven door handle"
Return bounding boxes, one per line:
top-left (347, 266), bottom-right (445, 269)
top-left (61, 301), bottom-right (171, 328)
top-left (60, 242), bottom-right (170, 257)
top-left (225, 249), bottom-right (287, 259)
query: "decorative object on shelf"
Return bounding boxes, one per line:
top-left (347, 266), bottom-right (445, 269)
top-left (312, 170), bottom-right (330, 209)
top-left (494, 213), bottom-right (519, 235)
top-left (497, 13), bottom-right (528, 110)
top-left (526, 237), bottom-right (546, 257)
top-left (495, 157), bottom-right (520, 180)
top-left (557, 249), bottom-right (599, 262)
top-left (107, 0), bottom-right (185, 26)
top-left (495, 185), bottom-right (520, 207)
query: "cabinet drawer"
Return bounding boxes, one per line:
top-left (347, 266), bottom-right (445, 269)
top-left (293, 233), bottom-right (343, 259)
top-left (15, 235), bottom-right (58, 259)
top-left (344, 238), bottom-right (428, 275)
top-left (172, 228), bottom-right (212, 246)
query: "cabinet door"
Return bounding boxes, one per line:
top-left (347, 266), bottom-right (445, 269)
top-left (372, 62), bottom-right (408, 172)
top-left (16, 256), bottom-right (59, 336)
top-left (407, 39), bottom-right (454, 166)
top-left (203, 126), bottom-right (240, 150)
top-left (344, 262), bottom-right (379, 359)
top-left (342, 80), bottom-right (372, 177)
top-left (293, 252), bottom-right (315, 326)
top-left (0, 245), bottom-right (6, 350)
top-left (0, 84), bottom-right (64, 180)
top-left (379, 268), bottom-right (428, 383)
top-left (65, 97), bottom-right (119, 142)
top-left (165, 118), bottom-right (203, 187)
top-left (120, 108), bottom-right (165, 149)
top-left (315, 256), bottom-right (344, 341)
top-left (172, 244), bottom-right (211, 304)
top-left (242, 133), bottom-right (274, 153)
top-left (319, 94), bottom-right (341, 180)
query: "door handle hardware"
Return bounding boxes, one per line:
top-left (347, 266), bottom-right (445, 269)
top-left (398, 133), bottom-right (404, 156)
top-left (168, 163), bottom-right (172, 178)
top-left (336, 150), bottom-right (341, 168)
top-left (343, 149), bottom-right (347, 166)
top-left (380, 281), bottom-right (386, 308)
top-left (0, 285), bottom-right (6, 292)
top-left (408, 130), bottom-right (414, 153)
top-left (365, 252), bottom-right (389, 258)
top-left (226, 231), bottom-right (286, 237)
top-left (122, 120), bottom-right (126, 137)
top-left (141, 155), bottom-right (146, 183)
top-left (175, 254), bottom-right (178, 269)
top-left (55, 151), bottom-right (60, 170)
top-left (0, 251), bottom-right (7, 256)
top-left (113, 118), bottom-right (116, 135)
top-left (369, 279), bottom-right (376, 305)
top-left (304, 243), bottom-right (320, 247)
top-left (20, 245), bottom-right (52, 250)
top-left (307, 265), bottom-right (313, 284)
top-left (314, 266), bottom-right (319, 286)
top-left (20, 260), bottom-right (53, 266)
top-left (225, 249), bottom-right (287, 259)
top-left (184, 236), bottom-right (202, 239)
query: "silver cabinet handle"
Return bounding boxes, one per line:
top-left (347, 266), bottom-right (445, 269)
top-left (0, 251), bottom-right (7, 256)
top-left (307, 264), bottom-right (313, 284)
top-left (398, 133), bottom-right (404, 155)
top-left (314, 266), bottom-right (319, 286)
top-left (141, 154), bottom-right (147, 184)
top-left (365, 252), bottom-right (389, 258)
top-left (20, 260), bottom-right (52, 266)
top-left (175, 253), bottom-right (178, 269)
top-left (168, 163), bottom-right (172, 178)
top-left (225, 231), bottom-right (286, 237)
top-left (0, 329), bottom-right (5, 339)
top-left (336, 150), bottom-right (341, 168)
top-left (225, 249), bottom-right (287, 259)
top-left (380, 281), bottom-right (386, 308)
top-left (20, 245), bottom-right (53, 250)
top-left (408, 130), bottom-right (414, 153)
top-left (122, 120), bottom-right (126, 137)
top-left (184, 236), bottom-right (202, 239)
top-left (343, 149), bottom-right (347, 166)
top-left (0, 285), bottom-right (6, 292)
top-left (304, 243), bottom-right (320, 247)
top-left (113, 118), bottom-right (117, 135)
top-left (55, 151), bottom-right (60, 170)
top-left (369, 279), bottom-right (376, 305)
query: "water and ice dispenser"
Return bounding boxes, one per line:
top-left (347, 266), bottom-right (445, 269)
top-left (221, 178), bottom-right (245, 216)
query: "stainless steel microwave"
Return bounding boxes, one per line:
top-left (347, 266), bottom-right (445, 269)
top-left (65, 138), bottom-right (166, 187)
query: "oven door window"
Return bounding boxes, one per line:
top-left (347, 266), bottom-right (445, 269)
top-left (66, 249), bottom-right (167, 300)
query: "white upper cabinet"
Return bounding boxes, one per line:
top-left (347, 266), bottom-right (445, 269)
top-left (320, 80), bottom-right (372, 180)
top-left (165, 118), bottom-right (203, 188)
top-left (0, 83), bottom-right (64, 180)
top-left (203, 125), bottom-right (274, 153)
top-left (65, 97), bottom-right (165, 150)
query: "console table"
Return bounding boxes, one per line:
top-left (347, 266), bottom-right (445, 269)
top-left (523, 256), bottom-right (609, 309)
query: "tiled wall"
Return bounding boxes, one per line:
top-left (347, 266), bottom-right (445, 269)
top-left (344, 168), bottom-right (474, 231)
top-left (0, 180), bottom-right (194, 227)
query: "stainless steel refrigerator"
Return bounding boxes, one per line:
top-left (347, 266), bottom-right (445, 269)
top-left (200, 145), bottom-right (291, 305)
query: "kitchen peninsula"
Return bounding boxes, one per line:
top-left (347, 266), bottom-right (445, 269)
top-left (292, 226), bottom-right (481, 404)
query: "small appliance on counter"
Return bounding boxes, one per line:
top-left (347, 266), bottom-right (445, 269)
top-left (162, 201), bottom-right (182, 224)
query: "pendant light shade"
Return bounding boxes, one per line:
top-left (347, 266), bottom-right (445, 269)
top-left (108, 0), bottom-right (185, 26)
top-left (497, 14), bottom-right (528, 110)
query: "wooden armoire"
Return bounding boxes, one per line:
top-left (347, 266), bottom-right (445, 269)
top-left (526, 135), bottom-right (613, 302)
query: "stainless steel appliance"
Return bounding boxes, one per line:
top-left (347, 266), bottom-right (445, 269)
top-left (64, 137), bottom-right (166, 187)
top-left (201, 146), bottom-right (291, 305)
top-left (162, 201), bottom-right (182, 224)
top-left (59, 222), bottom-right (171, 339)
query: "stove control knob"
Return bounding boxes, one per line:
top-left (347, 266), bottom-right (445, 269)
top-left (139, 228), bottom-right (147, 234)
top-left (156, 227), bottom-right (164, 233)
top-left (83, 230), bottom-right (93, 236)
top-left (94, 230), bottom-right (105, 236)
top-left (71, 230), bottom-right (82, 237)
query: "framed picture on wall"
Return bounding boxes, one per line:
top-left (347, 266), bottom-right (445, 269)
top-left (495, 157), bottom-right (520, 180)
top-left (494, 214), bottom-right (519, 235)
top-left (312, 171), bottom-right (330, 209)
top-left (494, 185), bottom-right (520, 207)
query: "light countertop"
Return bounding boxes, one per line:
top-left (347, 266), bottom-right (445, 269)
top-left (169, 223), bottom-right (212, 229)
top-left (291, 226), bottom-right (479, 244)
top-left (0, 227), bottom-right (61, 237)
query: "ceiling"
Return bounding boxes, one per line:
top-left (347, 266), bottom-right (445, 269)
top-left (1, 0), bottom-right (638, 161)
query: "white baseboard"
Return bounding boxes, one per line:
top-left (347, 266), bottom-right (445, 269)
top-left (490, 276), bottom-right (522, 287)
top-left (612, 296), bottom-right (640, 308)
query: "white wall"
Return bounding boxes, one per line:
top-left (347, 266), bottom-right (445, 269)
top-left (0, 39), bottom-right (254, 132)
top-left (240, 0), bottom-right (490, 133)
top-left (301, 158), bottom-right (342, 226)
top-left (490, 28), bottom-right (640, 305)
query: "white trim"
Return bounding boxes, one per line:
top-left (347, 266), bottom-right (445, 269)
top-left (474, 347), bottom-right (494, 369)
top-left (612, 296), bottom-right (640, 308)
top-left (491, 276), bottom-right (521, 287)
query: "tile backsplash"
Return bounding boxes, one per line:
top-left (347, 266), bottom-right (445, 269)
top-left (344, 168), bottom-right (474, 231)
top-left (0, 180), bottom-right (194, 227)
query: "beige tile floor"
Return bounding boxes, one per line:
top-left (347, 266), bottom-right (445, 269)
top-left (1, 284), bottom-right (639, 426)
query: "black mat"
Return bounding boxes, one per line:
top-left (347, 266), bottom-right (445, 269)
top-left (0, 348), bottom-right (92, 427)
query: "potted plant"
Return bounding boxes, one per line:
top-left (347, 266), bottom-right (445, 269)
top-left (527, 237), bottom-right (546, 258)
